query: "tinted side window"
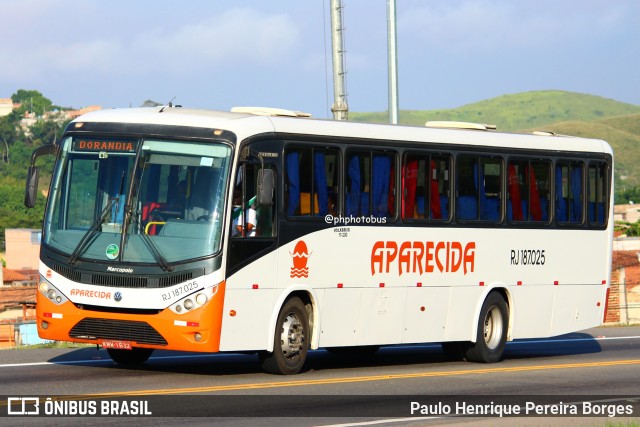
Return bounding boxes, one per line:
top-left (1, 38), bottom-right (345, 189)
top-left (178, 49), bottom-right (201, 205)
top-left (403, 153), bottom-right (451, 221)
top-left (507, 159), bottom-right (551, 222)
top-left (588, 161), bottom-right (607, 226)
top-left (286, 146), bottom-right (339, 218)
top-left (456, 155), bottom-right (502, 222)
top-left (555, 160), bottom-right (584, 224)
top-left (346, 151), bottom-right (396, 218)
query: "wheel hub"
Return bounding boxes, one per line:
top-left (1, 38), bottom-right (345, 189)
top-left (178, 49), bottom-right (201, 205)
top-left (280, 312), bottom-right (304, 358)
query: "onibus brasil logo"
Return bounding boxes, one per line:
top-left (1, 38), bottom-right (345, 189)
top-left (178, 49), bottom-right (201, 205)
top-left (290, 240), bottom-right (311, 278)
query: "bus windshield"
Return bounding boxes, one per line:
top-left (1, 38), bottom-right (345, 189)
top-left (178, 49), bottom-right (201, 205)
top-left (44, 136), bottom-right (232, 265)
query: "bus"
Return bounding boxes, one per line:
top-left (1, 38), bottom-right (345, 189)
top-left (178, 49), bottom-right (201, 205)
top-left (25, 106), bottom-right (613, 375)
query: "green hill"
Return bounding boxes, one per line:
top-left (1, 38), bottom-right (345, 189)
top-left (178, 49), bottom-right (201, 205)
top-left (352, 90), bottom-right (640, 190)
top-left (522, 113), bottom-right (640, 188)
top-left (351, 90), bottom-right (640, 132)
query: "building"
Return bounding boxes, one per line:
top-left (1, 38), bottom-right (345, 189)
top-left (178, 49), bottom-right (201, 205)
top-left (0, 98), bottom-right (13, 117)
top-left (4, 229), bottom-right (40, 286)
top-left (5, 229), bottom-right (40, 271)
top-left (608, 251), bottom-right (640, 324)
top-left (614, 204), bottom-right (640, 223)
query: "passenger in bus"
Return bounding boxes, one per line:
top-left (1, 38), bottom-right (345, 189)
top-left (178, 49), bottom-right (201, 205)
top-left (232, 191), bottom-right (257, 237)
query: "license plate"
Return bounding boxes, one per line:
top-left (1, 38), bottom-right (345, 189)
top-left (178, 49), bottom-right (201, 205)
top-left (100, 339), bottom-right (132, 350)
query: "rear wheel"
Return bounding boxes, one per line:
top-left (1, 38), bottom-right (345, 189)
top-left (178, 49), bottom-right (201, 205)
top-left (107, 347), bottom-right (154, 365)
top-left (464, 292), bottom-right (509, 363)
top-left (260, 297), bottom-right (309, 375)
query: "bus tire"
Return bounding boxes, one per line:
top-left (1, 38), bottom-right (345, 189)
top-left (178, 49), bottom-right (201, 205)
top-left (107, 347), bottom-right (154, 365)
top-left (464, 292), bottom-right (508, 363)
top-left (259, 297), bottom-right (309, 375)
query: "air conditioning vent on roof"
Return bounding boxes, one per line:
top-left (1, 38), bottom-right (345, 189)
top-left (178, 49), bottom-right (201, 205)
top-left (231, 106), bottom-right (311, 118)
top-left (425, 121), bottom-right (496, 131)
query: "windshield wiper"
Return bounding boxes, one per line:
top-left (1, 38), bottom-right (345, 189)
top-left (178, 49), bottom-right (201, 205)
top-left (69, 171), bottom-right (126, 265)
top-left (69, 197), bottom-right (118, 265)
top-left (130, 214), bottom-right (173, 272)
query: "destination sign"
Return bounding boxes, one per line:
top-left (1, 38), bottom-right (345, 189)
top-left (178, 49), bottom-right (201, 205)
top-left (72, 138), bottom-right (138, 153)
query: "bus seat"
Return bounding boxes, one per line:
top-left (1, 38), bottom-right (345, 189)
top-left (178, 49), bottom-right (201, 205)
top-left (142, 202), bottom-right (165, 235)
top-left (481, 197), bottom-right (500, 220)
top-left (440, 195), bottom-right (449, 219)
top-left (556, 198), bottom-right (567, 222)
top-left (416, 196), bottom-right (425, 217)
top-left (457, 196), bottom-right (478, 220)
top-left (507, 200), bottom-right (527, 221)
top-left (300, 192), bottom-right (319, 215)
top-left (539, 198), bottom-right (549, 221)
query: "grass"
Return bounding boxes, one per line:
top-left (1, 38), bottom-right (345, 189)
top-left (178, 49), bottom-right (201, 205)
top-left (602, 422), bottom-right (640, 427)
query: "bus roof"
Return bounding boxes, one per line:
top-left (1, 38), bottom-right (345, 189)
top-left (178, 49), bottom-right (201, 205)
top-left (71, 107), bottom-right (613, 156)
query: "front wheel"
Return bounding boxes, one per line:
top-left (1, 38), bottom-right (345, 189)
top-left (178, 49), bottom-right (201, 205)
top-left (107, 347), bottom-right (154, 365)
top-left (464, 292), bottom-right (509, 363)
top-left (259, 297), bottom-right (310, 375)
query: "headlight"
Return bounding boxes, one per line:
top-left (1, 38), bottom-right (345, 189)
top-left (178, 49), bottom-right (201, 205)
top-left (169, 287), bottom-right (216, 315)
top-left (38, 278), bottom-right (68, 306)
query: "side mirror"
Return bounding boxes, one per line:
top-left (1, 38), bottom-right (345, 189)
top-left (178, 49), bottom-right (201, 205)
top-left (24, 144), bottom-right (58, 208)
top-left (256, 169), bottom-right (274, 207)
top-left (24, 166), bottom-right (39, 208)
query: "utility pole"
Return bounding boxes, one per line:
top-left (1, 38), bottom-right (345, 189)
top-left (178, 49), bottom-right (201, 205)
top-left (330, 0), bottom-right (348, 121)
top-left (387, 0), bottom-right (399, 124)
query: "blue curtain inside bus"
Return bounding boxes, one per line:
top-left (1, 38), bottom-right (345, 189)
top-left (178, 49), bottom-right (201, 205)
top-left (314, 152), bottom-right (328, 216)
top-left (372, 155), bottom-right (390, 217)
top-left (347, 155), bottom-right (360, 216)
top-left (287, 152), bottom-right (300, 216)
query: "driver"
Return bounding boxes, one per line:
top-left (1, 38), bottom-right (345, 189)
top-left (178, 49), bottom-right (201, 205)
top-left (232, 191), bottom-right (256, 237)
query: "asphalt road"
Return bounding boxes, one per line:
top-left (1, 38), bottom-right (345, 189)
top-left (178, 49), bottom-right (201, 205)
top-left (0, 326), bottom-right (639, 426)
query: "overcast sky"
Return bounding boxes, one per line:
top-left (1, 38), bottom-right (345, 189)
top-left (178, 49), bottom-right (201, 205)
top-left (1, 0), bottom-right (638, 118)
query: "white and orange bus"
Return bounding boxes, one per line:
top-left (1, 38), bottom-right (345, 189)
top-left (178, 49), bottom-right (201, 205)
top-left (25, 106), bottom-right (613, 374)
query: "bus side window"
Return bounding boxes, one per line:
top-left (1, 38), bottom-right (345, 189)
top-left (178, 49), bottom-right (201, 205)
top-left (556, 160), bottom-right (583, 224)
top-left (507, 159), bottom-right (550, 223)
top-left (588, 161), bottom-right (607, 226)
top-left (456, 156), bottom-right (479, 220)
top-left (346, 151), bottom-right (395, 219)
top-left (403, 153), bottom-right (450, 221)
top-left (456, 155), bottom-right (501, 222)
top-left (286, 146), bottom-right (339, 218)
top-left (531, 160), bottom-right (550, 222)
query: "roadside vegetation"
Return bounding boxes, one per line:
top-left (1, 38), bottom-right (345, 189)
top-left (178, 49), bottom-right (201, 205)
top-left (2, 88), bottom-right (640, 248)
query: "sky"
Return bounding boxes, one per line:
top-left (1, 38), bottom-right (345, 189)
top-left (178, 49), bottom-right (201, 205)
top-left (1, 0), bottom-right (638, 119)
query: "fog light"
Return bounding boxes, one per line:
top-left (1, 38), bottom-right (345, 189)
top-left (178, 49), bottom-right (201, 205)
top-left (175, 305), bottom-right (182, 313)
top-left (183, 299), bottom-right (194, 310)
top-left (196, 293), bottom-right (207, 305)
top-left (194, 332), bottom-right (202, 342)
top-left (56, 296), bottom-right (62, 303)
top-left (41, 321), bottom-right (49, 330)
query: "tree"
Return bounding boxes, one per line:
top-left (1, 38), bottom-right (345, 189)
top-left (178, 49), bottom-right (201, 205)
top-left (141, 100), bottom-right (163, 107)
top-left (12, 89), bottom-right (56, 115)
